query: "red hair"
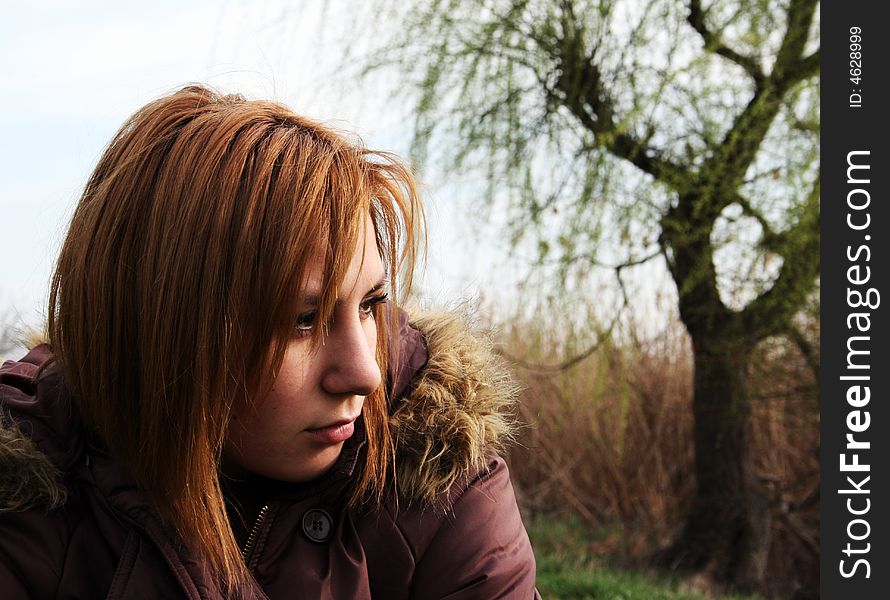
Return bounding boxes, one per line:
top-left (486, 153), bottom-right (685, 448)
top-left (47, 85), bottom-right (424, 592)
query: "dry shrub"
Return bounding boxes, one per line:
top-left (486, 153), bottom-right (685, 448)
top-left (497, 310), bottom-right (819, 598)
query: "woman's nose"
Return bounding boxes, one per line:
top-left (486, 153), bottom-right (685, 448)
top-left (320, 316), bottom-right (382, 397)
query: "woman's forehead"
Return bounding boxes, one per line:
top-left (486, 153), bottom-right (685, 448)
top-left (298, 221), bottom-right (385, 303)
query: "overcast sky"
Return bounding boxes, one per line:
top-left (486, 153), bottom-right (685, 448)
top-left (0, 0), bottom-right (514, 341)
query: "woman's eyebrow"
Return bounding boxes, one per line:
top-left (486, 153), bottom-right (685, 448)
top-left (299, 275), bottom-right (388, 307)
top-left (365, 276), bottom-right (388, 296)
top-left (300, 290), bottom-right (322, 307)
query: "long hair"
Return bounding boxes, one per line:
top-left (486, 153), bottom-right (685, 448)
top-left (47, 85), bottom-right (424, 593)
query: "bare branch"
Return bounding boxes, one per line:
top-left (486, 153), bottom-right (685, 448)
top-left (498, 312), bottom-right (618, 372)
top-left (545, 36), bottom-right (689, 189)
top-left (732, 191), bottom-right (776, 241)
top-left (691, 0), bottom-right (818, 203)
top-left (603, 249), bottom-right (663, 271)
top-left (687, 0), bottom-right (766, 86)
top-left (790, 115), bottom-right (819, 134)
top-left (780, 49), bottom-right (820, 87)
top-left (771, 0), bottom-right (820, 86)
top-left (741, 175), bottom-right (819, 337)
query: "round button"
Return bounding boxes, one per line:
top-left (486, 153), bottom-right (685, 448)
top-left (302, 509), bottom-right (333, 543)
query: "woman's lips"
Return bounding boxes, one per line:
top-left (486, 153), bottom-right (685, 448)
top-left (306, 420), bottom-right (355, 444)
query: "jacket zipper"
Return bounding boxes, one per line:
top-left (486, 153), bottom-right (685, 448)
top-left (241, 504), bottom-right (270, 565)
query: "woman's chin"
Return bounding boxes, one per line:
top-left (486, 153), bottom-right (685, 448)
top-left (265, 442), bottom-right (346, 483)
top-left (221, 441), bottom-right (345, 483)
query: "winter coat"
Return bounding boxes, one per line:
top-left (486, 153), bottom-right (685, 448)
top-left (0, 310), bottom-right (539, 599)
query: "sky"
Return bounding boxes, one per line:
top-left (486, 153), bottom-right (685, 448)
top-left (0, 0), bottom-right (519, 344)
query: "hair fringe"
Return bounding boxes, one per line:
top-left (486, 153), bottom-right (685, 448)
top-left (48, 84), bottom-right (425, 593)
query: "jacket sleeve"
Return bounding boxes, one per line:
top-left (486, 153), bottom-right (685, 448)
top-left (409, 454), bottom-right (540, 599)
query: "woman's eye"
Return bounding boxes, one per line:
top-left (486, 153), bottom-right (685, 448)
top-left (295, 311), bottom-right (317, 335)
top-left (359, 294), bottom-right (388, 319)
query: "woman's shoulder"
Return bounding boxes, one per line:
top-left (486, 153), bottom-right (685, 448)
top-left (0, 413), bottom-right (107, 598)
top-left (373, 449), bottom-right (537, 598)
top-left (1, 350), bottom-right (123, 595)
top-left (380, 450), bottom-right (523, 549)
top-left (1, 360), bottom-right (184, 599)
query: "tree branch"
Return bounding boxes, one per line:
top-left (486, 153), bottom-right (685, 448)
top-left (693, 0), bottom-right (818, 202)
top-left (541, 26), bottom-right (689, 189)
top-left (771, 0), bottom-right (819, 86)
top-left (741, 175), bottom-right (819, 337)
top-left (499, 302), bottom-right (623, 372)
top-left (687, 0), bottom-right (766, 86)
top-left (731, 191), bottom-right (778, 245)
top-left (779, 49), bottom-right (821, 88)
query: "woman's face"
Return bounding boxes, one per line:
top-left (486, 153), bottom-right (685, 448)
top-left (224, 221), bottom-right (386, 482)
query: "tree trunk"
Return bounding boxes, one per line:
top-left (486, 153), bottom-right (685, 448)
top-left (654, 334), bottom-right (770, 592)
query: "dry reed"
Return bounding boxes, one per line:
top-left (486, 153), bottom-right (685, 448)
top-left (496, 308), bottom-right (819, 599)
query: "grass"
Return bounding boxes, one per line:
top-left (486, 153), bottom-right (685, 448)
top-left (527, 514), bottom-right (764, 600)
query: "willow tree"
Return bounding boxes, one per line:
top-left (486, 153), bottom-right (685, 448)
top-left (352, 0), bottom-right (819, 590)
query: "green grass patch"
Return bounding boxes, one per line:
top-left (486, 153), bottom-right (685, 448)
top-left (526, 514), bottom-right (764, 600)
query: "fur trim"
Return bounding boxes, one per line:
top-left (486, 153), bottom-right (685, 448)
top-left (0, 414), bottom-right (69, 512)
top-left (390, 311), bottom-right (520, 504)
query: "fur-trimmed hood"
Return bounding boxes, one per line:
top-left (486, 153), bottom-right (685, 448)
top-left (0, 309), bottom-right (519, 513)
top-left (390, 310), bottom-right (519, 503)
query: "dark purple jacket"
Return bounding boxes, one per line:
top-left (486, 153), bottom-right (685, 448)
top-left (0, 311), bottom-right (538, 599)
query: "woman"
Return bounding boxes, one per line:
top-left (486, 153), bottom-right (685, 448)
top-left (0, 86), bottom-right (538, 598)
